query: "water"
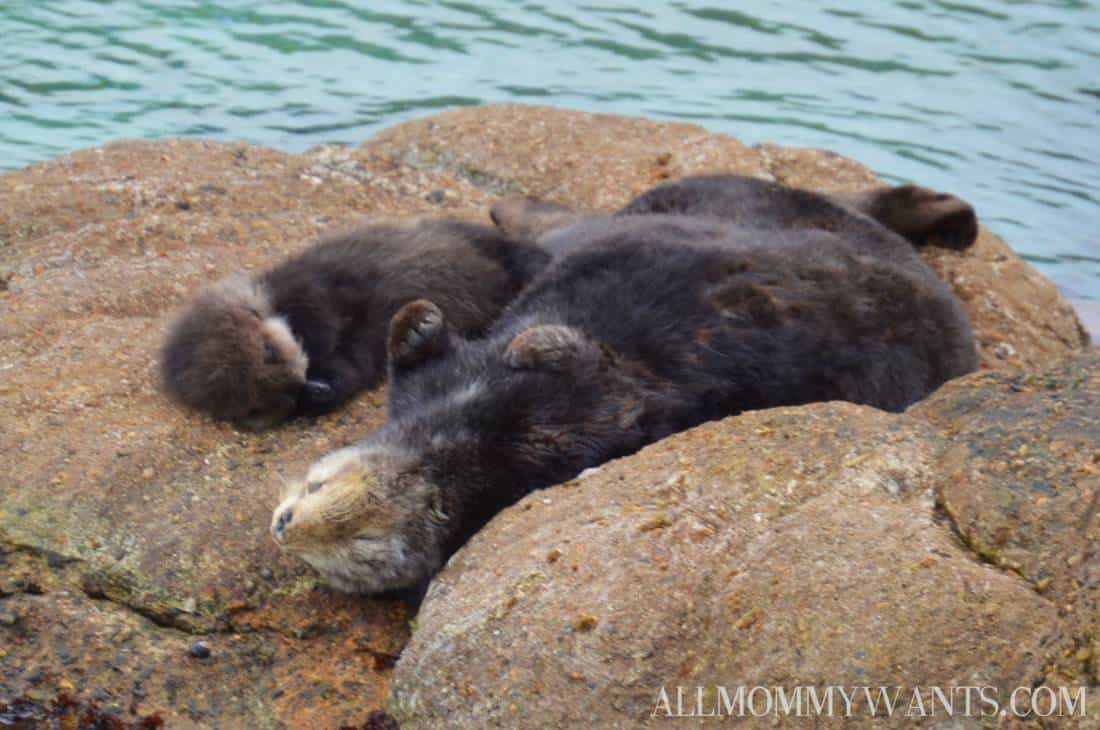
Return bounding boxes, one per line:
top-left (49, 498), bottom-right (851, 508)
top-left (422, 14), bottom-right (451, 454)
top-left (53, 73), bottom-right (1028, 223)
top-left (2, 1), bottom-right (1098, 298)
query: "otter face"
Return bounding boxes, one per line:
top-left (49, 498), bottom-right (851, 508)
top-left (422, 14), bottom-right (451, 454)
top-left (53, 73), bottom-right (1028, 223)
top-left (160, 276), bottom-right (309, 429)
top-left (242, 315), bottom-right (310, 429)
top-left (270, 444), bottom-right (448, 594)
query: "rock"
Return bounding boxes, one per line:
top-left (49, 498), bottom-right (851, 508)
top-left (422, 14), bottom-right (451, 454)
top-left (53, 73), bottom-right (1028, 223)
top-left (0, 139), bottom-right (432, 727)
top-left (912, 351), bottom-right (1100, 687)
top-left (0, 104), bottom-right (1089, 726)
top-left (188, 640), bottom-right (211, 659)
top-left (390, 351), bottom-right (1099, 727)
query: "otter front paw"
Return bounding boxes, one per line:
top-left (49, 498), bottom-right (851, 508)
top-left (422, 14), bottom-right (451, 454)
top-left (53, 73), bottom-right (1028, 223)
top-left (297, 379), bottom-right (336, 414)
top-left (388, 299), bottom-right (449, 370)
top-left (505, 325), bottom-right (601, 373)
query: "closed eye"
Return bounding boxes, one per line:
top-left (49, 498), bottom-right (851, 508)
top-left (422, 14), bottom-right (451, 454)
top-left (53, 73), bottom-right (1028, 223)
top-left (306, 481), bottom-right (322, 494)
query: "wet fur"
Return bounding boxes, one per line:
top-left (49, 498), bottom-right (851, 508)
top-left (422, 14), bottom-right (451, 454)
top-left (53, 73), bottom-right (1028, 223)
top-left (161, 219), bottom-right (549, 428)
top-left (272, 175), bottom-right (979, 593)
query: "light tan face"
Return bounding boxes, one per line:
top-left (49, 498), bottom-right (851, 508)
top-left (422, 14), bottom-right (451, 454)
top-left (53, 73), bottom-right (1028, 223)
top-left (259, 316), bottom-right (308, 382)
top-left (211, 277), bottom-right (309, 423)
top-left (270, 445), bottom-right (447, 594)
top-left (238, 315), bottom-right (310, 429)
top-left (271, 446), bottom-right (401, 546)
top-left (165, 274), bottom-right (310, 428)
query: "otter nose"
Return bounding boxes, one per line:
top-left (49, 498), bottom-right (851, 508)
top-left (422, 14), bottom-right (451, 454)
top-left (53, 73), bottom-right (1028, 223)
top-left (272, 508), bottom-right (293, 541)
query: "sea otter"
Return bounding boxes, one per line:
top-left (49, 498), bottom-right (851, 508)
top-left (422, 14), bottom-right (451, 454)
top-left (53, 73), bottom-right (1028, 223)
top-left (270, 175), bottom-right (979, 593)
top-left (160, 219), bottom-right (549, 430)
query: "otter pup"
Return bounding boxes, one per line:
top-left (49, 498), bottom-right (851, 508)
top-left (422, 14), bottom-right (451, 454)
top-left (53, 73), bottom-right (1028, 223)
top-left (160, 219), bottom-right (549, 429)
top-left (271, 178), bottom-right (979, 593)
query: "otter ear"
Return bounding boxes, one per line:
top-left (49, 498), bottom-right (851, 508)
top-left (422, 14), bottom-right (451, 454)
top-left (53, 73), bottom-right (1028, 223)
top-left (504, 325), bottom-right (601, 373)
top-left (388, 299), bottom-right (450, 371)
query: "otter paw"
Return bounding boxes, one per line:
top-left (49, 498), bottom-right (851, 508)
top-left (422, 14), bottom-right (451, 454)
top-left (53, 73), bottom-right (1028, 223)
top-left (298, 379), bottom-right (335, 410)
top-left (875, 185), bottom-right (979, 250)
top-left (505, 325), bottom-right (601, 373)
top-left (388, 299), bottom-right (447, 368)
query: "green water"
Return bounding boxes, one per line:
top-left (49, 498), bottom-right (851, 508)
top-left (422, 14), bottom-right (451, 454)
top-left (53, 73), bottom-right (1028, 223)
top-left (2, 1), bottom-right (1098, 297)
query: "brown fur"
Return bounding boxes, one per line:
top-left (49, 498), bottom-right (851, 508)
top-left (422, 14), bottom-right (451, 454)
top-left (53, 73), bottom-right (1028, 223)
top-left (160, 219), bottom-right (549, 429)
top-left (829, 184), bottom-right (978, 249)
top-left (159, 275), bottom-right (307, 429)
top-left (489, 197), bottom-right (587, 242)
top-left (269, 175), bottom-right (980, 593)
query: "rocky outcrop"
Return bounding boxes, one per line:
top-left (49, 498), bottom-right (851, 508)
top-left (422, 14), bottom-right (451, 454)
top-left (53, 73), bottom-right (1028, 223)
top-left (0, 104), bottom-right (1090, 727)
top-left (390, 350), bottom-right (1099, 728)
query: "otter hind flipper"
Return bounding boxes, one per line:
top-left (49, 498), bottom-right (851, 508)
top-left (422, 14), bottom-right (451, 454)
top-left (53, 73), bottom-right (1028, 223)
top-left (834, 185), bottom-right (979, 251)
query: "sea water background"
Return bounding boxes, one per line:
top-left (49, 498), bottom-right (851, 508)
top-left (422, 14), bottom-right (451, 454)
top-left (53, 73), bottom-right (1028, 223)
top-left (2, 1), bottom-right (1098, 300)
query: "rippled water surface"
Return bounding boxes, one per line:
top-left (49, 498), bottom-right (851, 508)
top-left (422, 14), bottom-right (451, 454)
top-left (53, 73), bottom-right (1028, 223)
top-left (3, 1), bottom-right (1098, 297)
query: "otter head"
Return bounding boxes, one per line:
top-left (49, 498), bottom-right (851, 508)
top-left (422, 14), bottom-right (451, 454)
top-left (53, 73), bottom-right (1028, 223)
top-left (160, 275), bottom-right (310, 429)
top-left (270, 444), bottom-right (449, 594)
top-left (271, 299), bottom-right (657, 594)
